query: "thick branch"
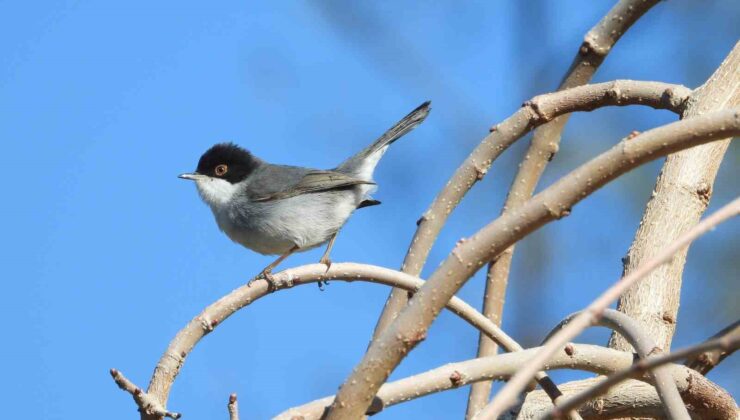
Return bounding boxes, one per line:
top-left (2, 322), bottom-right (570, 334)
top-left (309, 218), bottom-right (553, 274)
top-left (548, 332), bottom-right (740, 417)
top-left (541, 310), bottom-right (688, 420)
top-left (371, 80), bottom-right (691, 339)
top-left (132, 263), bottom-right (529, 419)
top-left (325, 110), bottom-right (740, 419)
top-left (468, 1), bottom-right (661, 416)
top-left (479, 196), bottom-right (740, 418)
top-left (276, 344), bottom-right (634, 419)
top-left (228, 394), bottom-right (239, 420)
top-left (610, 41), bottom-right (740, 353)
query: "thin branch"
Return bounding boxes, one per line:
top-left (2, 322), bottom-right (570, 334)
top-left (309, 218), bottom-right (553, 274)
top-left (276, 344), bottom-right (635, 419)
top-left (477, 196), bottom-right (740, 418)
top-left (325, 109), bottom-right (740, 419)
top-left (132, 263), bottom-right (536, 418)
top-left (547, 332), bottom-right (740, 418)
top-left (228, 394), bottom-right (239, 420)
top-left (685, 319), bottom-right (740, 374)
top-left (542, 310), bottom-right (688, 420)
top-left (110, 369), bottom-right (181, 420)
top-left (468, 2), bottom-right (662, 416)
top-left (371, 80), bottom-right (691, 339)
top-left (610, 41), bottom-right (740, 353)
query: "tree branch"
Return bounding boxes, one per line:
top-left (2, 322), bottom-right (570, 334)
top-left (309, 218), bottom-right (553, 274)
top-left (110, 369), bottom-right (181, 420)
top-left (610, 41), bottom-right (740, 353)
top-left (685, 319), bottom-right (740, 374)
top-left (478, 196), bottom-right (740, 418)
top-left (468, 1), bottom-right (661, 416)
top-left (123, 263), bottom-right (534, 419)
top-left (228, 394), bottom-right (239, 420)
top-left (371, 80), bottom-right (691, 339)
top-left (325, 109), bottom-right (740, 419)
top-left (547, 331), bottom-right (740, 418)
top-left (540, 310), bottom-right (688, 420)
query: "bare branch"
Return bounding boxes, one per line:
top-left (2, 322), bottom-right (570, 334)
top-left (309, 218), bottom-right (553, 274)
top-left (547, 331), bottom-right (740, 417)
top-left (541, 310), bottom-right (688, 420)
top-left (610, 41), bottom-right (740, 353)
top-left (228, 394), bottom-right (239, 420)
top-left (276, 344), bottom-right (634, 419)
top-left (478, 196), bottom-right (740, 418)
top-left (135, 263), bottom-right (539, 418)
top-left (468, 1), bottom-right (661, 415)
top-left (685, 319), bottom-right (740, 374)
top-left (110, 369), bottom-right (181, 420)
top-left (325, 109), bottom-right (740, 419)
top-left (371, 80), bottom-right (691, 339)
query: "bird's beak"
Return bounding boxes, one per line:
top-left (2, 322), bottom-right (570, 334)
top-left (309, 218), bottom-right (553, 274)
top-left (178, 172), bottom-right (206, 181)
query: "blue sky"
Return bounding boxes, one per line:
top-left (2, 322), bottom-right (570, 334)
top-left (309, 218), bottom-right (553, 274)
top-left (1, 1), bottom-right (737, 419)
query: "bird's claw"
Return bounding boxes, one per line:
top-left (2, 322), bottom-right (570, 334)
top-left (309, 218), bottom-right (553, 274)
top-left (249, 269), bottom-right (277, 292)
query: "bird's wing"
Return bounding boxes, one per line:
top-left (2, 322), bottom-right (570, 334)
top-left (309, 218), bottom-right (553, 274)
top-left (251, 170), bottom-right (374, 202)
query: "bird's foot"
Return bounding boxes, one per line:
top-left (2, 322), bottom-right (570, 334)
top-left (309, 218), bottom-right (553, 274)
top-left (249, 269), bottom-right (277, 292)
top-left (317, 257), bottom-right (332, 291)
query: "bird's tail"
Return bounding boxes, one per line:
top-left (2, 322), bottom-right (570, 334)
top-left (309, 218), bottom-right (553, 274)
top-left (336, 101), bottom-right (431, 179)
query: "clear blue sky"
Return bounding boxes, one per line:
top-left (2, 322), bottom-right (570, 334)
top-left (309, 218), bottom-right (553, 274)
top-left (1, 1), bottom-right (737, 418)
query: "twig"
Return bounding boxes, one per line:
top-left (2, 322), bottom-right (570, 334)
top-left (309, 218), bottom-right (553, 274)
top-left (135, 263), bottom-right (536, 417)
top-left (110, 369), bottom-right (181, 420)
top-left (685, 320), bottom-right (740, 374)
top-left (541, 310), bottom-right (688, 420)
top-left (228, 394), bottom-right (239, 420)
top-left (476, 196), bottom-right (740, 418)
top-left (324, 109), bottom-right (740, 419)
top-left (547, 332), bottom-right (740, 418)
top-left (371, 80), bottom-right (691, 339)
top-left (468, 1), bottom-right (662, 416)
top-left (276, 344), bottom-right (634, 419)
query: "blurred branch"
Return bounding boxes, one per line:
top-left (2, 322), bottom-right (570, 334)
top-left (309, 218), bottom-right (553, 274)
top-left (228, 394), bottom-right (239, 420)
top-left (610, 41), bottom-right (740, 353)
top-left (468, 1), bottom-right (661, 416)
top-left (129, 263), bottom-right (540, 419)
top-left (539, 309), bottom-right (688, 420)
top-left (547, 330), bottom-right (740, 418)
top-left (503, 368), bottom-right (736, 420)
top-left (372, 80), bottom-right (691, 339)
top-left (325, 109), bottom-right (740, 419)
top-left (110, 369), bottom-right (181, 420)
top-left (276, 344), bottom-right (634, 419)
top-left (480, 195), bottom-right (740, 418)
top-left (685, 319), bottom-right (740, 374)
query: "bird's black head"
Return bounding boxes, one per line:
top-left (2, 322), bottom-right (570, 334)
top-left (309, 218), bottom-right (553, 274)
top-left (195, 143), bottom-right (260, 184)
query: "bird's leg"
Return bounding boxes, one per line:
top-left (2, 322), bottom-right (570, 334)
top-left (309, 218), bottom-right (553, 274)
top-left (249, 245), bottom-right (299, 291)
top-left (317, 233), bottom-right (339, 290)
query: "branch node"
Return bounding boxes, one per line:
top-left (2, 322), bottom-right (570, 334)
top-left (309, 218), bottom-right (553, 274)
top-left (449, 370), bottom-right (464, 387)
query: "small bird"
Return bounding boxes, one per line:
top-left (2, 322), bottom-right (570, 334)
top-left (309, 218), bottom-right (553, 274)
top-left (179, 102), bottom-right (431, 286)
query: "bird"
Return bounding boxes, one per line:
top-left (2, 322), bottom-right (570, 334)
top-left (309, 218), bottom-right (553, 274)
top-left (179, 101), bottom-right (431, 287)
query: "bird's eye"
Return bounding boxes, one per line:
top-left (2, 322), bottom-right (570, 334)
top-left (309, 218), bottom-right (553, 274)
top-left (215, 164), bottom-right (228, 176)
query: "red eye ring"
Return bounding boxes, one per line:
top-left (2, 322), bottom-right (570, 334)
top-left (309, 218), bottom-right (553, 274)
top-left (215, 164), bottom-right (228, 176)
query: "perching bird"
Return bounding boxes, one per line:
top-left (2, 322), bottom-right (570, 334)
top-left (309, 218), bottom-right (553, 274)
top-left (179, 101), bottom-right (431, 286)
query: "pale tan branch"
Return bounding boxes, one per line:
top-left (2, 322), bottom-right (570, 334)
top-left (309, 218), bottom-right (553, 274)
top-left (110, 369), bottom-right (181, 420)
top-left (505, 369), bottom-right (736, 420)
top-left (276, 344), bottom-right (634, 419)
top-left (685, 319), bottom-right (740, 374)
top-left (542, 310), bottom-right (688, 420)
top-left (478, 196), bottom-right (740, 418)
top-left (547, 331), bottom-right (740, 418)
top-left (468, 0), bottom-right (661, 416)
top-left (610, 41), bottom-right (740, 353)
top-left (228, 394), bottom-right (239, 420)
top-left (371, 80), bottom-right (691, 340)
top-left (325, 110), bottom-right (740, 419)
top-left (134, 263), bottom-right (529, 419)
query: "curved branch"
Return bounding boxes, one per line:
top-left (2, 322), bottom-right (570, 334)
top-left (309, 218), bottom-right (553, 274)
top-left (547, 332), bottom-right (740, 418)
top-left (468, 0), bottom-right (662, 415)
top-left (542, 310), bottom-right (688, 420)
top-left (276, 344), bottom-right (635, 419)
top-left (371, 80), bottom-right (691, 339)
top-left (326, 109), bottom-right (740, 419)
top-left (478, 195), bottom-right (740, 418)
top-left (124, 263), bottom-right (531, 419)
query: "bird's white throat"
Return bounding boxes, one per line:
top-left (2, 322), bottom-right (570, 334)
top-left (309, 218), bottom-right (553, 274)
top-left (195, 177), bottom-right (240, 207)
